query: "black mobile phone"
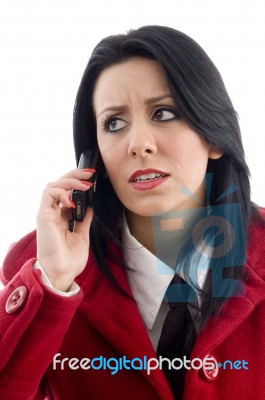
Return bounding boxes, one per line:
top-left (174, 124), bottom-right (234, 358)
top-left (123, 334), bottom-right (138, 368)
top-left (71, 150), bottom-right (98, 222)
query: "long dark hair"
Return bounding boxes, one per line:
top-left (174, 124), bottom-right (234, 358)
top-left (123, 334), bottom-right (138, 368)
top-left (73, 25), bottom-right (262, 335)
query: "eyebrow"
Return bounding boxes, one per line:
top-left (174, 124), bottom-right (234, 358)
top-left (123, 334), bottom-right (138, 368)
top-left (96, 94), bottom-right (173, 118)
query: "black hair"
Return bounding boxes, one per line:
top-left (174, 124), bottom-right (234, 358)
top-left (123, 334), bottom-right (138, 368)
top-left (73, 25), bottom-right (263, 339)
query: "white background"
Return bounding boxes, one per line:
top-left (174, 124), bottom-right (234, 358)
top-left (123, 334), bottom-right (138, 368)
top-left (0, 0), bottom-right (264, 266)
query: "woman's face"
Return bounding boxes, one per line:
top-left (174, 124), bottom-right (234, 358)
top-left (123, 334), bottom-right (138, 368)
top-left (94, 57), bottom-right (221, 217)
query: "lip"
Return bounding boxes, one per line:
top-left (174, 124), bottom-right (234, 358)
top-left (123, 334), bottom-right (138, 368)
top-left (128, 168), bottom-right (170, 191)
top-left (130, 176), bottom-right (169, 191)
top-left (129, 168), bottom-right (169, 182)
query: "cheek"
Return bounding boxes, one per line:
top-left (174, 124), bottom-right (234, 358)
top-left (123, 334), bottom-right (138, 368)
top-left (98, 137), bottom-right (115, 170)
top-left (171, 134), bottom-right (209, 168)
top-left (97, 134), bottom-right (127, 183)
top-left (103, 157), bottom-right (117, 176)
top-left (166, 137), bottom-right (209, 192)
top-left (99, 148), bottom-right (122, 188)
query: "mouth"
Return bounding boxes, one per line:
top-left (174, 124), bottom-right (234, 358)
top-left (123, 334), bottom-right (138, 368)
top-left (129, 169), bottom-right (169, 182)
top-left (128, 169), bottom-right (170, 190)
top-left (131, 172), bottom-right (168, 182)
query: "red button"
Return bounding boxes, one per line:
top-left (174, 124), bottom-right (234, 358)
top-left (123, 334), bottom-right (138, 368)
top-left (5, 286), bottom-right (28, 314)
top-left (201, 354), bottom-right (219, 382)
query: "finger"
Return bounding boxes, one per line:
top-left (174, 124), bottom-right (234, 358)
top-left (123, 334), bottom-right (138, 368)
top-left (47, 177), bottom-right (94, 192)
top-left (59, 169), bottom-right (96, 180)
top-left (39, 187), bottom-right (74, 210)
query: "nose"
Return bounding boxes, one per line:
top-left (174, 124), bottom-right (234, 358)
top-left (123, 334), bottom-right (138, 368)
top-left (127, 125), bottom-right (157, 158)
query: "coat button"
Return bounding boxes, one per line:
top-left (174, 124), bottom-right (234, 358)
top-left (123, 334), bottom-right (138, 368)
top-left (5, 286), bottom-right (28, 314)
top-left (201, 354), bottom-right (219, 382)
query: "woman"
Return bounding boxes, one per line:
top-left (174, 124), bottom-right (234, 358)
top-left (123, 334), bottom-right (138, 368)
top-left (0, 25), bottom-right (265, 400)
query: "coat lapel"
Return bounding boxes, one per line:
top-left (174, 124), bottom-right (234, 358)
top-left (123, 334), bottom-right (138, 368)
top-left (191, 261), bottom-right (265, 358)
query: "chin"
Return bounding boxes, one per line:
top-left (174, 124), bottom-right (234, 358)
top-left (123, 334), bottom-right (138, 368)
top-left (127, 201), bottom-right (181, 218)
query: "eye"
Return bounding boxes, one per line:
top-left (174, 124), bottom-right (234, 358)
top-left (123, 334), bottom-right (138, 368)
top-left (153, 107), bottom-right (178, 122)
top-left (102, 117), bottom-right (128, 133)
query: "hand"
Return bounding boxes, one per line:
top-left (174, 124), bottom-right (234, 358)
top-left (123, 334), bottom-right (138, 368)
top-left (36, 169), bottom-right (95, 291)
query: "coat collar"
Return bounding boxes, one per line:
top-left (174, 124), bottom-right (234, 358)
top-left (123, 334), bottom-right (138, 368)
top-left (192, 210), bottom-right (265, 358)
top-left (191, 262), bottom-right (265, 359)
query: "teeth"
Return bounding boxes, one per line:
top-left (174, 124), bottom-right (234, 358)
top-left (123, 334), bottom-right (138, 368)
top-left (149, 173), bottom-right (156, 179)
top-left (133, 173), bottom-right (166, 182)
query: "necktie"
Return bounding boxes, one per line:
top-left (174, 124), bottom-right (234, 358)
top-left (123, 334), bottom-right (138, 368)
top-left (157, 274), bottom-right (198, 398)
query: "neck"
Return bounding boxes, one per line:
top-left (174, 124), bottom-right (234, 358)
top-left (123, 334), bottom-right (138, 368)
top-left (125, 212), bottom-right (155, 253)
top-left (126, 207), bottom-right (206, 268)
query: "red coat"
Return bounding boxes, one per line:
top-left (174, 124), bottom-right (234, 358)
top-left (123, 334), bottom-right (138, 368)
top-left (1, 210), bottom-right (265, 400)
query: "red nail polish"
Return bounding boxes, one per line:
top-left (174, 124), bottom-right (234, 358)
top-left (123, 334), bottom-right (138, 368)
top-left (69, 199), bottom-right (76, 208)
top-left (82, 168), bottom-right (96, 173)
top-left (80, 181), bottom-right (93, 187)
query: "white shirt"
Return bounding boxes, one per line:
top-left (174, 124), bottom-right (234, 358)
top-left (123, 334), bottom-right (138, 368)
top-left (122, 219), bottom-right (209, 350)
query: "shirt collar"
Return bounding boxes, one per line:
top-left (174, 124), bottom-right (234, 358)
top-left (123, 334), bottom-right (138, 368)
top-left (122, 219), bottom-right (174, 330)
top-left (122, 217), bottom-right (209, 330)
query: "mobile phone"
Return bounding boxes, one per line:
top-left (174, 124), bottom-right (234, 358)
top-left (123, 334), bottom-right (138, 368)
top-left (71, 150), bottom-right (98, 222)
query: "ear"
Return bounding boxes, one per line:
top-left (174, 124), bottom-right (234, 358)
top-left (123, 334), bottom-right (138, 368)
top-left (208, 145), bottom-right (223, 160)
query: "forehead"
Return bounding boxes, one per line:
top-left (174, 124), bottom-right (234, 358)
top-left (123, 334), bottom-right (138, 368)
top-left (93, 57), bottom-right (170, 112)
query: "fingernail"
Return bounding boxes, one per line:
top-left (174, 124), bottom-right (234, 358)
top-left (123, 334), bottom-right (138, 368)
top-left (69, 199), bottom-right (76, 208)
top-left (82, 168), bottom-right (96, 173)
top-left (80, 181), bottom-right (93, 187)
